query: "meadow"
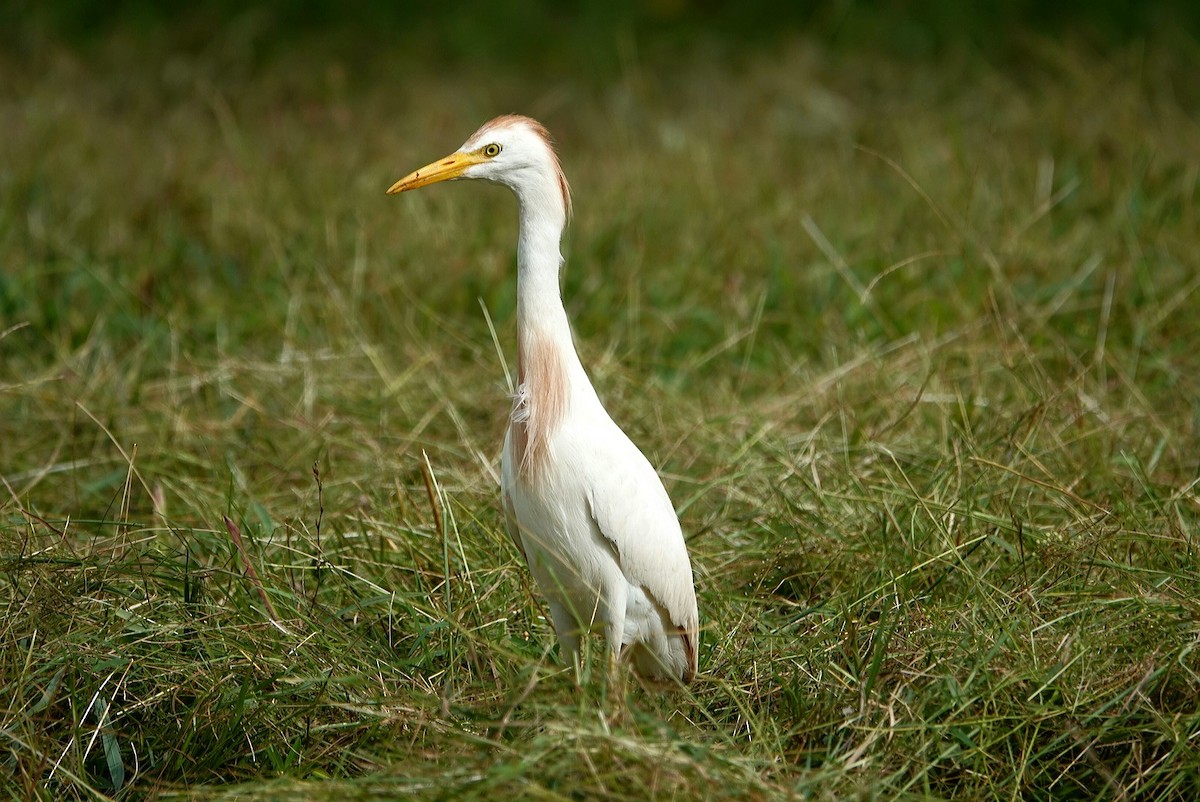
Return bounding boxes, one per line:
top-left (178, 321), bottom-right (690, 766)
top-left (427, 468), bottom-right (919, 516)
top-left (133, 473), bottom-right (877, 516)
top-left (2, 5), bottom-right (1199, 799)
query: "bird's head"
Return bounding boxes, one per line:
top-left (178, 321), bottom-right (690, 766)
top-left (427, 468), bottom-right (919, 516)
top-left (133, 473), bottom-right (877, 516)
top-left (387, 114), bottom-right (571, 219)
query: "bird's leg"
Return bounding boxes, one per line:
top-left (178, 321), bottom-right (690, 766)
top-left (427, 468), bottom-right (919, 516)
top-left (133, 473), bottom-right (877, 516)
top-left (604, 614), bottom-right (625, 680)
top-left (603, 642), bottom-right (631, 725)
top-left (547, 600), bottom-right (583, 678)
top-left (602, 601), bottom-right (630, 719)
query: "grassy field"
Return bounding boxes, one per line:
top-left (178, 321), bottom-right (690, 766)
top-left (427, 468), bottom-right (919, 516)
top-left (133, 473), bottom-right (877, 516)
top-left (3, 5), bottom-right (1200, 799)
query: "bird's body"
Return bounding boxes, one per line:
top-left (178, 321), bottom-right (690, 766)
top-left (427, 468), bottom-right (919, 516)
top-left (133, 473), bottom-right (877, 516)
top-left (388, 115), bottom-right (698, 682)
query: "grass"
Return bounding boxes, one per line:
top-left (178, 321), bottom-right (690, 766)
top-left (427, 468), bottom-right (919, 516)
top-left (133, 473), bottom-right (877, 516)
top-left (3, 6), bottom-right (1200, 799)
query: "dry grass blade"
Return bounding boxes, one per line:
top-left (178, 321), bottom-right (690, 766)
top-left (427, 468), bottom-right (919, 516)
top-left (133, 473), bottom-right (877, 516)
top-left (223, 515), bottom-right (288, 633)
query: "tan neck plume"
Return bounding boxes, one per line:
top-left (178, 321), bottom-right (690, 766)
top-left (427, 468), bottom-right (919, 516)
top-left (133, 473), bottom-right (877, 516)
top-left (510, 327), bottom-right (570, 481)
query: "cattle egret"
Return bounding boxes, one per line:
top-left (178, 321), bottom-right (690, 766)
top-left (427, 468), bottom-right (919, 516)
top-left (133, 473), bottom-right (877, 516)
top-left (386, 115), bottom-right (699, 683)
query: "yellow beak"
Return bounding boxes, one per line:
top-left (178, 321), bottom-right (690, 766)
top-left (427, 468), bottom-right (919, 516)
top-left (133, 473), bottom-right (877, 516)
top-left (386, 151), bottom-right (486, 195)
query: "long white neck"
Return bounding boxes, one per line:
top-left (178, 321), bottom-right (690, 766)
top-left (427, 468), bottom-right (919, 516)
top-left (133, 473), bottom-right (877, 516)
top-left (513, 181), bottom-right (587, 394)
top-left (506, 171), bottom-right (601, 479)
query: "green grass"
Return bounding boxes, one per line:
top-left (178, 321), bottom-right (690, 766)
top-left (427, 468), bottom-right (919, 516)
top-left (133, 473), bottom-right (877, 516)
top-left (3, 8), bottom-right (1200, 800)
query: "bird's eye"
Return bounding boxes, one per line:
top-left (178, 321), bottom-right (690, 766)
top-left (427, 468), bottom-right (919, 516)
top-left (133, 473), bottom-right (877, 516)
top-left (483, 143), bottom-right (502, 157)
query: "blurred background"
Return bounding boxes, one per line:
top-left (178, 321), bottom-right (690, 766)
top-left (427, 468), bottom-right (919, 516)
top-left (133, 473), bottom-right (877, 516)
top-left (4, 0), bottom-right (1198, 367)
top-left (6, 0), bottom-right (1200, 66)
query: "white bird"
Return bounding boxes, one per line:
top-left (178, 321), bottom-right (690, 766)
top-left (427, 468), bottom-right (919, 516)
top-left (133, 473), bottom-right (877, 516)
top-left (387, 115), bottom-right (699, 683)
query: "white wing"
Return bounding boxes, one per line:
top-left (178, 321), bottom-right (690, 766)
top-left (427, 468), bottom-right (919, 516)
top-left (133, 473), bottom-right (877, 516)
top-left (584, 432), bottom-right (699, 671)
